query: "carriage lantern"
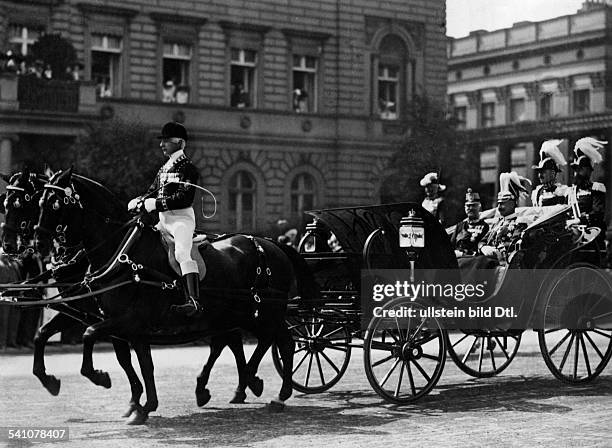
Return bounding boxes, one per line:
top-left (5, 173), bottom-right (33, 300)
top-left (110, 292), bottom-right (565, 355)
top-left (399, 210), bottom-right (425, 282)
top-left (301, 219), bottom-right (324, 253)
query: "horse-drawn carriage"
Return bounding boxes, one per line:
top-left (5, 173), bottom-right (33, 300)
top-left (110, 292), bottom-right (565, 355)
top-left (273, 202), bottom-right (612, 403)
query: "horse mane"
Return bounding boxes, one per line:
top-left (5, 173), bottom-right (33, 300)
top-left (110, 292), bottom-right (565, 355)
top-left (71, 174), bottom-right (129, 223)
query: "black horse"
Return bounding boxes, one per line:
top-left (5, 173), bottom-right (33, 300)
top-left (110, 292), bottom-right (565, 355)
top-left (34, 168), bottom-right (315, 423)
top-left (0, 169), bottom-right (271, 422)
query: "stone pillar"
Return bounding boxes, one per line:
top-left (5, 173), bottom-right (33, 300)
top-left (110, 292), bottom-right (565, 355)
top-left (0, 135), bottom-right (16, 181)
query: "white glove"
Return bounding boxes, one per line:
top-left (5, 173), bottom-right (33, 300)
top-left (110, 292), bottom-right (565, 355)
top-left (454, 250), bottom-right (464, 258)
top-left (480, 245), bottom-right (497, 257)
top-left (144, 198), bottom-right (157, 213)
top-left (127, 198), bottom-right (141, 211)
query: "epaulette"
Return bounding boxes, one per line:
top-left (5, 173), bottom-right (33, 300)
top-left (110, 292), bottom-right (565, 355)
top-left (593, 182), bottom-right (606, 193)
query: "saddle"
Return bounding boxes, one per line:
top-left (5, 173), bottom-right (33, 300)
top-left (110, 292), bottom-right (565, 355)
top-left (158, 230), bottom-right (207, 280)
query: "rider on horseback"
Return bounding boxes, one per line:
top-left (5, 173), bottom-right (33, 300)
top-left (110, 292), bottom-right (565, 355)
top-left (128, 122), bottom-right (203, 316)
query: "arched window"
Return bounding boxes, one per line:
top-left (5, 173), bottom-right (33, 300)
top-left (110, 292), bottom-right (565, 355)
top-left (228, 170), bottom-right (256, 231)
top-left (374, 34), bottom-right (409, 120)
top-left (290, 173), bottom-right (316, 215)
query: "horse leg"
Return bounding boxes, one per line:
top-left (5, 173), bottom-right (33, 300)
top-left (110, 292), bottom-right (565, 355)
top-left (130, 340), bottom-right (157, 425)
top-left (224, 330), bottom-right (249, 404)
top-left (32, 312), bottom-right (75, 395)
top-left (243, 338), bottom-right (270, 398)
top-left (195, 334), bottom-right (226, 407)
top-left (111, 338), bottom-right (144, 418)
top-left (269, 325), bottom-right (295, 412)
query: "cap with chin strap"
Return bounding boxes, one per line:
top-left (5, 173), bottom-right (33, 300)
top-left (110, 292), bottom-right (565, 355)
top-left (157, 122), bottom-right (188, 141)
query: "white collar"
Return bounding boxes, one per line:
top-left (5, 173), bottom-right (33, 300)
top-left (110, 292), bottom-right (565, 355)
top-left (164, 149), bottom-right (185, 167)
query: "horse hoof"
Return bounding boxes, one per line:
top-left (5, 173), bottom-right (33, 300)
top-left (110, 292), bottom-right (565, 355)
top-left (229, 390), bottom-right (247, 404)
top-left (126, 408), bottom-right (148, 425)
top-left (196, 388), bottom-right (211, 407)
top-left (248, 376), bottom-right (264, 397)
top-left (45, 376), bottom-right (61, 396)
top-left (95, 371), bottom-right (112, 389)
top-left (267, 400), bottom-right (285, 412)
top-left (122, 403), bottom-right (137, 418)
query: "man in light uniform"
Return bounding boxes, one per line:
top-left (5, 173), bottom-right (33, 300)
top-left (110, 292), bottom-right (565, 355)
top-left (128, 122), bottom-right (202, 316)
top-left (531, 139), bottom-right (568, 207)
top-left (480, 172), bottom-right (531, 263)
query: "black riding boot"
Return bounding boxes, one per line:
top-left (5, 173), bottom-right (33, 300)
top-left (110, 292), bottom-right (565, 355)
top-left (172, 273), bottom-right (202, 316)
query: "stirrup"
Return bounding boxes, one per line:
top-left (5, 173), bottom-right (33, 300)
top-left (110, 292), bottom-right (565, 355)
top-left (171, 297), bottom-right (202, 317)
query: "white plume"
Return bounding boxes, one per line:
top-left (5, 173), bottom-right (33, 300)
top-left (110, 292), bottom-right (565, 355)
top-left (540, 139), bottom-right (567, 167)
top-left (574, 137), bottom-right (607, 165)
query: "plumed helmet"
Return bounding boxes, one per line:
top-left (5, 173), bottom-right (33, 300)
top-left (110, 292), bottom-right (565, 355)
top-left (532, 139), bottom-right (567, 172)
top-left (571, 137), bottom-right (607, 169)
top-left (419, 172), bottom-right (446, 191)
top-left (157, 122), bottom-right (188, 140)
top-left (497, 171), bottom-right (531, 202)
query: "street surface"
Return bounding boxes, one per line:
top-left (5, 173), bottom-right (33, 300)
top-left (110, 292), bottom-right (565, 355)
top-left (1, 331), bottom-right (611, 448)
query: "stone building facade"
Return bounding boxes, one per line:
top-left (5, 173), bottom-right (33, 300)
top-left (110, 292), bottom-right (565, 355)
top-left (0, 0), bottom-right (446, 234)
top-left (448, 0), bottom-right (612, 213)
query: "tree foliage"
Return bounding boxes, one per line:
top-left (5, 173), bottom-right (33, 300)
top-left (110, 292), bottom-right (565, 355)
top-left (30, 33), bottom-right (77, 80)
top-left (71, 119), bottom-right (163, 202)
top-left (381, 96), bottom-right (479, 225)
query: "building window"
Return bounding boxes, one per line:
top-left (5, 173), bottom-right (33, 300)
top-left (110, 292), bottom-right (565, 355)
top-left (91, 34), bottom-right (121, 98)
top-left (228, 170), bottom-right (256, 231)
top-left (481, 102), bottom-right (495, 128)
top-left (480, 147), bottom-right (498, 208)
top-left (290, 173), bottom-right (316, 216)
top-left (292, 55), bottom-right (317, 113)
top-left (539, 93), bottom-right (552, 118)
top-left (230, 48), bottom-right (257, 108)
top-left (455, 70), bottom-right (462, 80)
top-left (577, 49), bottom-right (584, 60)
top-left (510, 98), bottom-right (526, 123)
top-left (378, 64), bottom-right (399, 120)
top-left (573, 89), bottom-right (590, 113)
top-left (511, 145), bottom-right (527, 177)
top-left (483, 65), bottom-right (491, 76)
top-left (162, 42), bottom-right (191, 103)
top-left (512, 60), bottom-right (520, 71)
top-left (543, 54), bottom-right (552, 65)
top-left (454, 106), bottom-right (467, 129)
top-left (9, 24), bottom-right (42, 56)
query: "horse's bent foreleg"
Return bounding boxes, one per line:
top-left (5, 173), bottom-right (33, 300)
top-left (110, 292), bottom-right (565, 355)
top-left (271, 325), bottom-right (294, 411)
top-left (195, 334), bottom-right (227, 406)
top-left (224, 330), bottom-right (249, 403)
top-left (244, 337), bottom-right (271, 397)
top-left (130, 340), bottom-right (157, 425)
top-left (111, 338), bottom-right (144, 418)
top-left (32, 312), bottom-right (77, 395)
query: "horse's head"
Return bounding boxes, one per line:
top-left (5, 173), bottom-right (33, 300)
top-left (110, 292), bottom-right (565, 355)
top-left (0, 166), bottom-right (47, 255)
top-left (34, 167), bottom-right (84, 259)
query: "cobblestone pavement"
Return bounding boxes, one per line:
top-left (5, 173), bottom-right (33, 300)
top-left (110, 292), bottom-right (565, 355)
top-left (1, 331), bottom-right (611, 448)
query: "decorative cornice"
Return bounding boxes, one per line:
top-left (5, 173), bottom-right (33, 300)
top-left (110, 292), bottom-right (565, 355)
top-left (466, 92), bottom-right (479, 107)
top-left (281, 28), bottom-right (331, 42)
top-left (494, 86), bottom-right (509, 102)
top-left (6, 0), bottom-right (62, 5)
top-left (219, 21), bottom-right (271, 35)
top-left (149, 12), bottom-right (207, 27)
top-left (590, 72), bottom-right (606, 89)
top-left (77, 2), bottom-right (138, 18)
top-left (557, 77), bottom-right (571, 94)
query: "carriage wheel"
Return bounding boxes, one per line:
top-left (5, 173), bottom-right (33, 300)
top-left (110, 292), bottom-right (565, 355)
top-left (363, 299), bottom-right (446, 404)
top-left (272, 314), bottom-right (352, 393)
top-left (447, 330), bottom-right (522, 378)
top-left (538, 265), bottom-right (612, 383)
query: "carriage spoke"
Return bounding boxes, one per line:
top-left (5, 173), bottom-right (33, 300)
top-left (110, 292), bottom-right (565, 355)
top-left (380, 359), bottom-right (401, 388)
top-left (591, 311), bottom-right (612, 321)
top-left (405, 360), bottom-right (417, 396)
top-left (579, 333), bottom-right (592, 377)
top-left (421, 353), bottom-right (441, 361)
top-left (408, 318), bottom-right (427, 343)
top-left (494, 336), bottom-right (511, 360)
top-left (394, 316), bottom-right (405, 342)
top-left (478, 337), bottom-right (485, 373)
top-left (488, 338), bottom-right (497, 371)
top-left (451, 333), bottom-right (470, 348)
top-left (315, 352), bottom-right (325, 385)
top-left (418, 331), bottom-right (441, 346)
top-left (326, 344), bottom-right (349, 352)
top-left (288, 323), bottom-right (308, 338)
top-left (558, 332), bottom-right (575, 373)
top-left (394, 361), bottom-right (405, 397)
top-left (371, 353), bottom-right (396, 368)
top-left (586, 296), bottom-right (605, 314)
top-left (319, 350), bottom-right (341, 375)
top-left (385, 329), bottom-right (400, 344)
top-left (304, 353), bottom-right (314, 387)
top-left (321, 326), bottom-right (345, 339)
top-left (573, 333), bottom-right (580, 379)
top-left (461, 337), bottom-right (478, 364)
top-left (592, 329), bottom-right (612, 339)
top-left (584, 331), bottom-right (605, 359)
top-left (548, 330), bottom-right (572, 356)
top-left (293, 350), bottom-right (310, 375)
top-left (411, 358), bottom-right (431, 382)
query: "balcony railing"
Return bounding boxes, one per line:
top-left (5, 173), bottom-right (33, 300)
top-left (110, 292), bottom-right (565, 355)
top-left (17, 76), bottom-right (79, 112)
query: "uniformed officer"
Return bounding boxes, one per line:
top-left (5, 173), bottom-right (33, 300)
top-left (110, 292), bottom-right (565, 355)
top-left (566, 137), bottom-right (607, 233)
top-left (128, 122), bottom-right (202, 316)
top-left (480, 172), bottom-right (531, 262)
top-left (420, 172), bottom-right (446, 225)
top-left (450, 188), bottom-right (489, 257)
top-left (531, 139), bottom-right (568, 207)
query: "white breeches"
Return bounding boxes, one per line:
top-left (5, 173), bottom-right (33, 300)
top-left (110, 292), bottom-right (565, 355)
top-left (158, 208), bottom-right (198, 276)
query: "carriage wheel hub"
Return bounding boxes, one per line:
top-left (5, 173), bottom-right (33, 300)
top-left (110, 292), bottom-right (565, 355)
top-left (401, 342), bottom-right (422, 360)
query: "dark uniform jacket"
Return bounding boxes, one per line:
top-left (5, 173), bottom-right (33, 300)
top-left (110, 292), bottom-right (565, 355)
top-left (531, 183), bottom-right (568, 207)
top-left (481, 213), bottom-right (528, 254)
top-left (144, 152), bottom-right (199, 212)
top-left (567, 182), bottom-right (606, 231)
top-left (450, 218), bottom-right (489, 255)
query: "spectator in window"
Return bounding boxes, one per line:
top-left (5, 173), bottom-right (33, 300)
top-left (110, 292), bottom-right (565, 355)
top-left (43, 64), bottom-right (52, 79)
top-left (176, 85), bottom-right (189, 104)
top-left (293, 88), bottom-right (309, 113)
top-left (162, 80), bottom-right (176, 103)
top-left (231, 83), bottom-right (249, 108)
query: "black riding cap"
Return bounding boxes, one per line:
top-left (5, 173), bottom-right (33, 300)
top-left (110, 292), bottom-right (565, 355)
top-left (158, 122), bottom-right (188, 140)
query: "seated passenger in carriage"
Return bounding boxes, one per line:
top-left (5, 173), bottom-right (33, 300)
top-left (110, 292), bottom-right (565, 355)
top-left (566, 137), bottom-right (607, 235)
top-left (479, 172), bottom-right (532, 264)
top-left (531, 139), bottom-right (568, 207)
top-left (420, 172), bottom-right (446, 226)
top-left (450, 188), bottom-right (489, 257)
top-left (128, 122), bottom-right (203, 317)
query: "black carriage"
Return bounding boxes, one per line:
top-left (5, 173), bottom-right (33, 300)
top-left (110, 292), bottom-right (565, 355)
top-left (275, 202), bottom-right (612, 403)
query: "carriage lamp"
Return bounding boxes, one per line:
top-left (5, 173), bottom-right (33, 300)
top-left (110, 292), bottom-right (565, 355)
top-left (302, 219), bottom-right (323, 253)
top-left (399, 210), bottom-right (425, 282)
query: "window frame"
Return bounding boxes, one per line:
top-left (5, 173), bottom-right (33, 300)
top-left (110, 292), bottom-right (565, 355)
top-left (509, 97), bottom-right (526, 123)
top-left (572, 88), bottom-right (590, 114)
top-left (8, 24), bottom-right (44, 56)
top-left (291, 54), bottom-right (318, 113)
top-left (480, 102), bottom-right (496, 128)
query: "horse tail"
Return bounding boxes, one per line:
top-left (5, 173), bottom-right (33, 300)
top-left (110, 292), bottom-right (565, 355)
top-left (272, 241), bottom-right (320, 301)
